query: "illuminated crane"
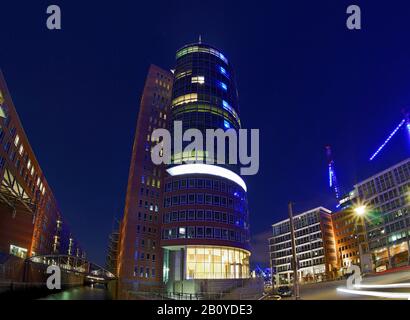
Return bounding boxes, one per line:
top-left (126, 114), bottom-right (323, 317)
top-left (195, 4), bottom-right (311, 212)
top-left (325, 145), bottom-right (341, 200)
top-left (369, 110), bottom-right (410, 161)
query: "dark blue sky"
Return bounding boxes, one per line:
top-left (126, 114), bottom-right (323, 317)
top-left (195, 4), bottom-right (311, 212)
top-left (1, 1), bottom-right (409, 266)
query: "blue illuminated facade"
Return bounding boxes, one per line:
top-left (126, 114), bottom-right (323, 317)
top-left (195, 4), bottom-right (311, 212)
top-left (171, 42), bottom-right (241, 136)
top-left (161, 42), bottom-right (251, 295)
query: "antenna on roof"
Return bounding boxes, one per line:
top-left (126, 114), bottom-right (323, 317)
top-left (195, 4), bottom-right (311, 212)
top-left (199, 35), bottom-right (202, 44)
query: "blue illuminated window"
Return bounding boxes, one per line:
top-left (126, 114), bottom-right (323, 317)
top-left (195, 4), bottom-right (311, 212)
top-left (222, 100), bottom-right (231, 110)
top-left (219, 66), bottom-right (230, 78)
top-left (224, 120), bottom-right (231, 129)
top-left (217, 81), bottom-right (227, 91)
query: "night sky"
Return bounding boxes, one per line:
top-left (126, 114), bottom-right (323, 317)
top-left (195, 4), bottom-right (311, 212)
top-left (1, 1), bottom-right (409, 267)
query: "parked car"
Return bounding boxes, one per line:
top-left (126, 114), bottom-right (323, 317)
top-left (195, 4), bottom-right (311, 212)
top-left (276, 286), bottom-right (293, 297)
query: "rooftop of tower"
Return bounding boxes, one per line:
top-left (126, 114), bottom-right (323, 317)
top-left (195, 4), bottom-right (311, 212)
top-left (175, 41), bottom-right (229, 65)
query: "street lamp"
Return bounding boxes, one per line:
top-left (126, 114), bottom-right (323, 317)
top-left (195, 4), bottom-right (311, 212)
top-left (354, 205), bottom-right (367, 217)
top-left (354, 204), bottom-right (369, 273)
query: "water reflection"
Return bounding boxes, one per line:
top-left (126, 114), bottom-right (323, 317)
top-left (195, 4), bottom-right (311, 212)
top-left (41, 285), bottom-right (112, 300)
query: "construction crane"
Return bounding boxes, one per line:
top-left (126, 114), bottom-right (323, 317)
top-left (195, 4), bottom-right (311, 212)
top-left (325, 145), bottom-right (341, 201)
top-left (369, 110), bottom-right (410, 161)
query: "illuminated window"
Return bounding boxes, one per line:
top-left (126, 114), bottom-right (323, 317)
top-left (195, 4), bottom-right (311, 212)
top-left (10, 244), bottom-right (28, 259)
top-left (186, 246), bottom-right (250, 280)
top-left (218, 81), bottom-right (227, 91)
top-left (14, 134), bottom-right (20, 147)
top-left (173, 102), bottom-right (241, 127)
top-left (179, 227), bottom-right (186, 238)
top-left (0, 106), bottom-right (6, 118)
top-left (175, 70), bottom-right (192, 80)
top-left (219, 66), bottom-right (230, 78)
top-left (176, 46), bottom-right (229, 64)
top-left (172, 93), bottom-right (198, 107)
top-left (192, 76), bottom-right (205, 84)
top-left (172, 150), bottom-right (208, 163)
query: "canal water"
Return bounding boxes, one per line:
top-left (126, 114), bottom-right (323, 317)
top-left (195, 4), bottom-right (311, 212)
top-left (40, 285), bottom-right (113, 300)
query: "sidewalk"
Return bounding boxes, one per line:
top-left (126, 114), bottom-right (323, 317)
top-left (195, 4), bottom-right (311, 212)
top-left (369, 265), bottom-right (410, 276)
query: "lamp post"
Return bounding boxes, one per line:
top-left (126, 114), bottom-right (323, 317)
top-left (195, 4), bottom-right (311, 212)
top-left (354, 205), bottom-right (369, 272)
top-left (288, 202), bottom-right (300, 300)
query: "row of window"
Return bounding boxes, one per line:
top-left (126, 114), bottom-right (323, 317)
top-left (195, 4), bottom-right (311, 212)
top-left (271, 240), bottom-right (324, 259)
top-left (338, 241), bottom-right (359, 251)
top-left (139, 187), bottom-right (160, 200)
top-left (175, 65), bottom-right (230, 83)
top-left (357, 164), bottom-right (408, 199)
top-left (134, 266), bottom-right (156, 279)
top-left (272, 211), bottom-right (322, 236)
top-left (135, 251), bottom-right (156, 262)
top-left (164, 194), bottom-right (246, 212)
top-left (270, 231), bottom-right (323, 251)
top-left (137, 212), bottom-right (159, 223)
top-left (172, 103), bottom-right (240, 128)
top-left (162, 226), bottom-right (247, 243)
top-left (165, 177), bottom-right (244, 196)
top-left (341, 251), bottom-right (359, 259)
top-left (165, 193), bottom-right (228, 206)
top-left (274, 249), bottom-right (325, 266)
top-left (163, 210), bottom-right (247, 228)
top-left (136, 225), bottom-right (157, 234)
top-left (141, 175), bottom-right (161, 189)
top-left (175, 45), bottom-right (229, 64)
top-left (138, 199), bottom-right (159, 212)
top-left (276, 257), bottom-right (325, 273)
top-left (393, 162), bottom-right (410, 184)
top-left (0, 110), bottom-right (46, 198)
top-left (337, 234), bottom-right (357, 244)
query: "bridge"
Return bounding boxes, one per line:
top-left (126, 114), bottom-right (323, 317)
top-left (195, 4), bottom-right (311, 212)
top-left (25, 254), bottom-right (116, 284)
top-left (1, 253), bottom-right (116, 297)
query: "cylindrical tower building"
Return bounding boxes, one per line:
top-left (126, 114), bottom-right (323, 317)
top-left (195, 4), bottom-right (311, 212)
top-left (161, 42), bottom-right (250, 295)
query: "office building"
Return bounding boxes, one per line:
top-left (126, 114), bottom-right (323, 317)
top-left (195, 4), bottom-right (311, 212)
top-left (161, 42), bottom-right (250, 295)
top-left (332, 208), bottom-right (362, 271)
top-left (269, 207), bottom-right (337, 285)
top-left (355, 158), bottom-right (410, 272)
top-left (117, 42), bottom-right (252, 297)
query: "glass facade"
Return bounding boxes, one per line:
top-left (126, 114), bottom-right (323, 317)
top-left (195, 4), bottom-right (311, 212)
top-left (269, 207), bottom-right (337, 284)
top-left (355, 158), bottom-right (410, 270)
top-left (170, 42), bottom-right (241, 168)
top-left (162, 42), bottom-right (250, 288)
top-left (186, 246), bottom-right (250, 279)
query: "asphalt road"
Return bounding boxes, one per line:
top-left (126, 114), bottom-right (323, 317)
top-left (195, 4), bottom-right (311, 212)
top-left (287, 270), bottom-right (410, 300)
